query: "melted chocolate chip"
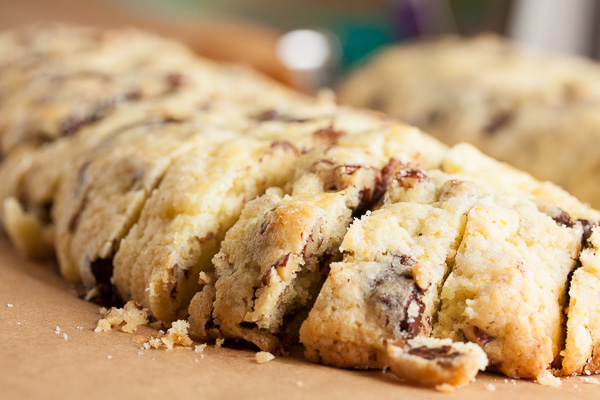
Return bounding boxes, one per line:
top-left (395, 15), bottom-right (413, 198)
top-left (553, 210), bottom-right (574, 228)
top-left (579, 219), bottom-right (595, 249)
top-left (254, 109), bottom-right (308, 123)
top-left (408, 345), bottom-right (459, 362)
top-left (484, 111), bottom-right (513, 135)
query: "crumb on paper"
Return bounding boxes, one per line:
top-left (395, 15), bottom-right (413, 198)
top-left (54, 326), bottom-right (61, 334)
top-left (99, 307), bottom-right (108, 314)
top-left (148, 337), bottom-right (162, 349)
top-left (195, 344), bottom-right (207, 353)
top-left (161, 320), bottom-right (193, 350)
top-left (94, 301), bottom-right (148, 333)
top-left (434, 384), bottom-right (455, 393)
top-left (504, 379), bottom-right (509, 384)
top-left (63, 333), bottom-right (68, 340)
top-left (255, 351), bottom-right (275, 364)
top-left (107, 355), bottom-right (113, 360)
top-left (16, 322), bottom-right (21, 325)
top-left (137, 351), bottom-right (143, 356)
top-left (94, 318), bottom-right (111, 333)
top-left (486, 383), bottom-right (496, 391)
top-left (76, 326), bottom-right (83, 330)
top-left (580, 377), bottom-right (600, 384)
top-left (584, 369), bottom-right (592, 376)
top-left (536, 370), bottom-right (561, 387)
top-left (297, 381), bottom-right (303, 388)
top-left (7, 303), bottom-right (13, 308)
top-left (215, 338), bottom-right (225, 348)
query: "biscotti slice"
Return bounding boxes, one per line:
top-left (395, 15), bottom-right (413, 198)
top-left (442, 143), bottom-right (600, 221)
top-left (299, 171), bottom-right (480, 369)
top-left (434, 194), bottom-right (583, 379)
top-left (0, 23), bottom-right (211, 154)
top-left (113, 138), bottom-right (299, 321)
top-left (206, 148), bottom-right (385, 350)
top-left (386, 338), bottom-right (488, 387)
top-left (53, 120), bottom-right (238, 287)
top-left (562, 225), bottom-right (600, 375)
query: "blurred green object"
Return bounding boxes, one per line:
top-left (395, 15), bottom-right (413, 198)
top-left (126, 0), bottom-right (511, 70)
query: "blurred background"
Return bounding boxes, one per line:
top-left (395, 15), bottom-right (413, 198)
top-left (0, 0), bottom-right (598, 92)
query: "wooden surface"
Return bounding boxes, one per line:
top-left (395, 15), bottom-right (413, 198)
top-left (0, 238), bottom-right (599, 399)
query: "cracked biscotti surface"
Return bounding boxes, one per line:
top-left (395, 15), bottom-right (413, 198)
top-left (3, 24), bottom-right (600, 388)
top-left (338, 34), bottom-right (600, 207)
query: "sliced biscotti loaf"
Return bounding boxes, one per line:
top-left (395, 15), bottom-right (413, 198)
top-left (189, 126), bottom-right (449, 349)
top-left (338, 34), bottom-right (600, 206)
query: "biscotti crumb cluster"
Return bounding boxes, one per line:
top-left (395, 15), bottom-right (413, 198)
top-left (2, 24), bottom-right (600, 389)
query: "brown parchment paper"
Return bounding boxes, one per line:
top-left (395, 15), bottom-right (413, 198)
top-left (1, 238), bottom-right (599, 400)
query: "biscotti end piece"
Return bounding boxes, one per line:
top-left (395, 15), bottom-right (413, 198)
top-left (386, 338), bottom-right (488, 387)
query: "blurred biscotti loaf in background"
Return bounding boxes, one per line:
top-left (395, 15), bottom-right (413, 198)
top-left (2, 24), bottom-right (600, 388)
top-left (338, 34), bottom-right (600, 207)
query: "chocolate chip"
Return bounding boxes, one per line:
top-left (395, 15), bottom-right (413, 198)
top-left (579, 219), bottom-right (595, 249)
top-left (166, 73), bottom-right (185, 90)
top-left (407, 345), bottom-right (460, 366)
top-left (61, 113), bottom-right (87, 136)
top-left (553, 210), bottom-right (574, 228)
top-left (484, 111), bottom-right (513, 135)
top-left (254, 109), bottom-right (308, 123)
top-left (392, 254), bottom-right (417, 268)
top-left (260, 221), bottom-right (268, 235)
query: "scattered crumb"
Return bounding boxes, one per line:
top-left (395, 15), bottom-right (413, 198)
top-left (255, 351), bottom-right (275, 364)
top-left (381, 366), bottom-right (388, 374)
top-left (94, 318), bottom-right (112, 333)
top-left (435, 384), bottom-right (455, 393)
top-left (148, 337), bottom-right (162, 349)
top-left (215, 338), bottom-right (225, 348)
top-left (296, 381), bottom-right (303, 388)
top-left (536, 370), bottom-right (561, 387)
top-left (76, 326), bottom-right (83, 330)
top-left (574, 384), bottom-right (579, 388)
top-left (99, 307), bottom-right (108, 314)
top-left (195, 358), bottom-right (199, 363)
top-left (121, 301), bottom-right (149, 333)
top-left (161, 320), bottom-right (193, 350)
top-left (142, 342), bottom-right (151, 350)
top-left (7, 303), bottom-right (13, 308)
top-left (94, 301), bottom-right (148, 333)
top-left (54, 326), bottom-right (61, 334)
top-left (511, 379), bottom-right (516, 385)
top-left (584, 369), bottom-right (592, 376)
top-left (504, 379), bottom-right (508, 384)
top-left (486, 383), bottom-right (496, 391)
top-left (580, 377), bottom-right (600, 384)
top-left (137, 351), bottom-right (143, 356)
top-left (63, 333), bottom-right (68, 341)
top-left (199, 354), bottom-right (205, 359)
top-left (107, 355), bottom-right (113, 360)
top-left (16, 322), bottom-right (21, 325)
top-left (195, 344), bottom-right (207, 353)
